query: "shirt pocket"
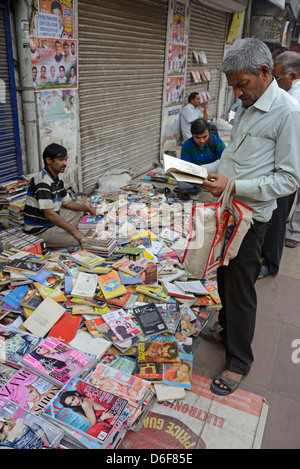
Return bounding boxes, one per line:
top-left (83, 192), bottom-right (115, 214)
top-left (228, 135), bottom-right (276, 168)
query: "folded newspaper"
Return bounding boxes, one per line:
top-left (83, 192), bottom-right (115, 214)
top-left (119, 374), bottom-right (268, 450)
top-left (163, 154), bottom-right (208, 185)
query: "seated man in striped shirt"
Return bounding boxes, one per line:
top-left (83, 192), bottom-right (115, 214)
top-left (177, 119), bottom-right (225, 199)
top-left (24, 143), bottom-right (97, 250)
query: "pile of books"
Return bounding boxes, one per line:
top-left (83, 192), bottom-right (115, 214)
top-left (0, 178), bottom-right (29, 229)
top-left (0, 227), bottom-right (47, 255)
top-left (81, 228), bottom-right (117, 257)
top-left (0, 179), bottom-right (224, 449)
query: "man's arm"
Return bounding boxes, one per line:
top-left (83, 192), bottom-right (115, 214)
top-left (43, 201), bottom-right (97, 243)
top-left (43, 208), bottom-right (83, 243)
top-left (63, 199), bottom-right (97, 216)
top-left (201, 102), bottom-right (208, 120)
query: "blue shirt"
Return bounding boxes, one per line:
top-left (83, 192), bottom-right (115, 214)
top-left (181, 133), bottom-right (226, 165)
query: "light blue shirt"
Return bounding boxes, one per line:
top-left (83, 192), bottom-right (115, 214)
top-left (180, 103), bottom-right (203, 142)
top-left (203, 79), bottom-right (300, 222)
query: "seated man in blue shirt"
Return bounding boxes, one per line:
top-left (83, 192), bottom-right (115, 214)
top-left (177, 119), bottom-right (225, 199)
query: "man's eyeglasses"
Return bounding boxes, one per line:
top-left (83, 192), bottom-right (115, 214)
top-left (274, 73), bottom-right (287, 82)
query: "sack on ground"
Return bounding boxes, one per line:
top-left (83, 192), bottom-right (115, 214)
top-left (182, 179), bottom-right (253, 279)
top-left (98, 169), bottom-right (133, 193)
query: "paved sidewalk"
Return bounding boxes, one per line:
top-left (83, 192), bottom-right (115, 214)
top-left (193, 242), bottom-right (300, 449)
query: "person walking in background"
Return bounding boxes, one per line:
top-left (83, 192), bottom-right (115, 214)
top-left (259, 51), bottom-right (300, 278)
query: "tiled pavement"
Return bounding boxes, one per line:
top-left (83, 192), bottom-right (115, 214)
top-left (193, 239), bottom-right (300, 449)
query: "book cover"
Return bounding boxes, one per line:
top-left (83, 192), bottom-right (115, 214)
top-left (26, 270), bottom-right (64, 289)
top-left (2, 285), bottom-right (29, 309)
top-left (134, 361), bottom-right (164, 382)
top-left (135, 285), bottom-right (170, 303)
top-left (43, 377), bottom-right (130, 446)
top-left (71, 272), bottom-right (99, 299)
top-left (22, 296), bottom-right (66, 337)
top-left (102, 308), bottom-right (142, 342)
top-left (4, 258), bottom-right (44, 274)
top-left (136, 341), bottom-right (180, 364)
top-left (19, 288), bottom-right (43, 310)
top-left (69, 250), bottom-right (105, 268)
top-left (156, 301), bottom-right (181, 334)
top-left (48, 312), bottom-right (82, 343)
top-left (21, 336), bottom-right (96, 386)
top-left (118, 271), bottom-right (143, 285)
top-left (117, 259), bottom-right (147, 277)
top-left (34, 282), bottom-right (66, 302)
top-left (140, 262), bottom-right (158, 286)
top-left (133, 303), bottom-right (168, 336)
top-left (0, 367), bottom-right (61, 415)
top-left (162, 353), bottom-right (193, 389)
top-left (98, 270), bottom-right (127, 300)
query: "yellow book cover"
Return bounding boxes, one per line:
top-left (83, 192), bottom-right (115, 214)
top-left (98, 270), bottom-right (127, 300)
top-left (34, 282), bottom-right (67, 302)
top-left (135, 285), bottom-right (170, 303)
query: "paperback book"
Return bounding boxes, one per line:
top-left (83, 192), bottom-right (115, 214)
top-left (69, 249), bottom-right (105, 269)
top-left (34, 282), bottom-right (67, 302)
top-left (22, 296), bottom-right (66, 337)
top-left (116, 258), bottom-right (147, 277)
top-left (135, 285), bottom-right (170, 303)
top-left (98, 270), bottom-right (127, 300)
top-left (70, 272), bottom-right (99, 299)
top-left (102, 308), bottom-right (142, 342)
top-left (26, 270), bottom-right (64, 289)
top-left (162, 352), bottom-right (193, 389)
top-left (133, 303), bottom-right (168, 336)
top-left (19, 288), bottom-right (43, 310)
top-left (136, 341), bottom-right (180, 364)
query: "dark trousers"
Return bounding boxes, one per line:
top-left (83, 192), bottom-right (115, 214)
top-left (217, 220), bottom-right (270, 374)
top-left (261, 193), bottom-right (296, 274)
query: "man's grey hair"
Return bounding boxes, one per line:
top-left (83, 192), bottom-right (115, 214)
top-left (274, 51), bottom-right (300, 75)
top-left (222, 38), bottom-right (273, 76)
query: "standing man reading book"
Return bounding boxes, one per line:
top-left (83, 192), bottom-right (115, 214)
top-left (200, 38), bottom-right (300, 396)
top-left (24, 143), bottom-right (97, 250)
top-left (180, 92), bottom-right (208, 142)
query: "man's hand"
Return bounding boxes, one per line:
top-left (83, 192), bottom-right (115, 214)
top-left (83, 203), bottom-right (97, 216)
top-left (73, 230), bottom-right (83, 243)
top-left (202, 173), bottom-right (235, 198)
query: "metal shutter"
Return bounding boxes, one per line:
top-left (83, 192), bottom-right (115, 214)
top-left (0, 2), bottom-right (22, 183)
top-left (78, 0), bottom-right (168, 193)
top-left (186, 1), bottom-right (228, 119)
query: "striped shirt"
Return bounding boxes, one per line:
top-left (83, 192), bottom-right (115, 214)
top-left (181, 133), bottom-right (226, 165)
top-left (24, 168), bottom-right (71, 234)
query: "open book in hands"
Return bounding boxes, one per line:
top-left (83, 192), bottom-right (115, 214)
top-left (163, 154), bottom-right (208, 185)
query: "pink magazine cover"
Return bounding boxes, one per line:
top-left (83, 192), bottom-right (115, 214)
top-left (21, 337), bottom-right (95, 385)
top-left (0, 367), bottom-right (60, 415)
